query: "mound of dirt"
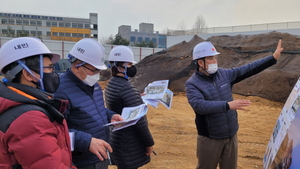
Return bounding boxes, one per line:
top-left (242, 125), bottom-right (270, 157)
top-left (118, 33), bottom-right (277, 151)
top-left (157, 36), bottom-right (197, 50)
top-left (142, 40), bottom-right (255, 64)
top-left (101, 31), bottom-right (300, 102)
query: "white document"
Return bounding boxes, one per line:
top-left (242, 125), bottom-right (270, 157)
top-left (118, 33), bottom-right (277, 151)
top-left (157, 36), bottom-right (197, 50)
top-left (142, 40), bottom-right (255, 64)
top-left (142, 80), bottom-right (173, 109)
top-left (104, 104), bottom-right (148, 131)
top-left (69, 132), bottom-right (75, 151)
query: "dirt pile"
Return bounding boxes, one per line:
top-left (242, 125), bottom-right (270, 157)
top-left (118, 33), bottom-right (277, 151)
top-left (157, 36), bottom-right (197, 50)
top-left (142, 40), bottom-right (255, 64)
top-left (101, 31), bottom-right (300, 102)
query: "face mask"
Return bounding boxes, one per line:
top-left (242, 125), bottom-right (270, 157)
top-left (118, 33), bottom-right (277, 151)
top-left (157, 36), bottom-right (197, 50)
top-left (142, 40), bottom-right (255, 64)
top-left (206, 63), bottom-right (218, 74)
top-left (43, 72), bottom-right (60, 93)
top-left (124, 65), bottom-right (137, 78)
top-left (31, 71), bottom-right (60, 93)
top-left (81, 67), bottom-right (100, 86)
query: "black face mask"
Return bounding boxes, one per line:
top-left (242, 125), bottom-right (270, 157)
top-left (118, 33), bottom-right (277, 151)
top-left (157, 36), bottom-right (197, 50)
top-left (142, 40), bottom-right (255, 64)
top-left (32, 71), bottom-right (60, 93)
top-left (43, 71), bottom-right (60, 93)
top-left (125, 65), bottom-right (137, 77)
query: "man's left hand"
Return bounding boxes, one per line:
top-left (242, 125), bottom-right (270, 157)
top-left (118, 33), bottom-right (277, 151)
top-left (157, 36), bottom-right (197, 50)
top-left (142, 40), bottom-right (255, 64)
top-left (273, 39), bottom-right (284, 60)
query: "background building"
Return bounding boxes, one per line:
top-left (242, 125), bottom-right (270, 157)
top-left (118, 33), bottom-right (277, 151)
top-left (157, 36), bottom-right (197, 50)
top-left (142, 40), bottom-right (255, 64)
top-left (0, 12), bottom-right (98, 41)
top-left (118, 23), bottom-right (167, 48)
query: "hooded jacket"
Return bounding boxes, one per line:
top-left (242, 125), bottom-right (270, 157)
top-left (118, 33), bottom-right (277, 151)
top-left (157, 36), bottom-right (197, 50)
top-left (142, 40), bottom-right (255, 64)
top-left (105, 76), bottom-right (154, 169)
top-left (186, 55), bottom-right (277, 139)
top-left (0, 82), bottom-right (72, 169)
top-left (54, 69), bottom-right (115, 168)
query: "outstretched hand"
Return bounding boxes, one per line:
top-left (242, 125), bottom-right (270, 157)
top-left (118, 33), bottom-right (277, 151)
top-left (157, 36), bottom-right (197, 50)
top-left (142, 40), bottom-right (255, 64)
top-left (273, 39), bottom-right (284, 60)
top-left (228, 99), bottom-right (251, 110)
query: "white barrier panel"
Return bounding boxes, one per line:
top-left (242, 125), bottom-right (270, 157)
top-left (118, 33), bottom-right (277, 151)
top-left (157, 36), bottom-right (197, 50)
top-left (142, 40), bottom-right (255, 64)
top-left (0, 37), bottom-right (162, 62)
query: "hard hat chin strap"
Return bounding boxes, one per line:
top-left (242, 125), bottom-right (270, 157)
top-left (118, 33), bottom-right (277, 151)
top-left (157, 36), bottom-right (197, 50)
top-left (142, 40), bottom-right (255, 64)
top-left (197, 58), bottom-right (210, 75)
top-left (114, 61), bottom-right (129, 79)
top-left (68, 54), bottom-right (77, 63)
top-left (38, 55), bottom-right (45, 91)
top-left (7, 55), bottom-right (45, 91)
top-left (17, 60), bottom-right (44, 90)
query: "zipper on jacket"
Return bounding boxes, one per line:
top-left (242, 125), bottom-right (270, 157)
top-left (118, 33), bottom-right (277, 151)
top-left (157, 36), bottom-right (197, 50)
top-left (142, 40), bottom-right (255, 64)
top-left (212, 81), bottom-right (231, 137)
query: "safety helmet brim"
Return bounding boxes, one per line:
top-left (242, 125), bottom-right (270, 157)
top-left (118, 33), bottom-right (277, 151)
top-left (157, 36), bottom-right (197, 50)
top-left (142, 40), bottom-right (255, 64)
top-left (92, 64), bottom-right (107, 70)
top-left (108, 58), bottom-right (137, 64)
top-left (199, 52), bottom-right (220, 59)
top-left (192, 41), bottom-right (220, 60)
top-left (49, 53), bottom-right (60, 63)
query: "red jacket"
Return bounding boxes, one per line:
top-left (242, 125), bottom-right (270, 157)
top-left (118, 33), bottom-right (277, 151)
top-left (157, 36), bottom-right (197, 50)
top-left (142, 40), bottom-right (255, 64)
top-left (0, 82), bottom-right (73, 169)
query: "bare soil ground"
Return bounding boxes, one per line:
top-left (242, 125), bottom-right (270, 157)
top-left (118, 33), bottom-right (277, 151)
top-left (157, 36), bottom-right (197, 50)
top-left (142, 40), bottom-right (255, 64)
top-left (108, 93), bottom-right (284, 169)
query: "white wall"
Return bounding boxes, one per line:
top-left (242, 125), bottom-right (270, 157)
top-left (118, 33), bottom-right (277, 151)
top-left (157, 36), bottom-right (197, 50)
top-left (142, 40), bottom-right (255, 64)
top-left (0, 37), bottom-right (163, 62)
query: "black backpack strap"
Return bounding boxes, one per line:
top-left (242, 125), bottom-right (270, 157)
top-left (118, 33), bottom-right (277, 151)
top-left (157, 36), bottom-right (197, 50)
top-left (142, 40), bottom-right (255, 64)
top-left (0, 104), bottom-right (54, 133)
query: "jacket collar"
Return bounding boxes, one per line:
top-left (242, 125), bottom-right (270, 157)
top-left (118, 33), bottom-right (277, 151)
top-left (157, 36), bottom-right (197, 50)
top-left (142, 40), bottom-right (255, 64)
top-left (0, 82), bottom-right (67, 123)
top-left (195, 69), bottom-right (217, 80)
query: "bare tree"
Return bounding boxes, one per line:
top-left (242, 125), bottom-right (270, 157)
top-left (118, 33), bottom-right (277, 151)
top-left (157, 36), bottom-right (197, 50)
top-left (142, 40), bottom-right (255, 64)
top-left (177, 20), bottom-right (186, 30)
top-left (192, 15), bottom-right (207, 35)
top-left (161, 27), bottom-right (171, 35)
top-left (100, 34), bottom-right (114, 44)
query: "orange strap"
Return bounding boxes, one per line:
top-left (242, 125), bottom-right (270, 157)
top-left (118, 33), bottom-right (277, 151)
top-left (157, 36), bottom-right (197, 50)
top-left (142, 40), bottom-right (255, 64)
top-left (7, 86), bottom-right (38, 100)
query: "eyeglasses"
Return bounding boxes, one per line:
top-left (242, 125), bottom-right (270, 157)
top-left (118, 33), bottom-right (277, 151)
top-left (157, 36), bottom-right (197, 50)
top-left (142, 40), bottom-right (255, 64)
top-left (43, 66), bottom-right (55, 70)
top-left (81, 65), bottom-right (101, 73)
top-left (205, 56), bottom-right (218, 61)
top-left (29, 65), bottom-right (55, 72)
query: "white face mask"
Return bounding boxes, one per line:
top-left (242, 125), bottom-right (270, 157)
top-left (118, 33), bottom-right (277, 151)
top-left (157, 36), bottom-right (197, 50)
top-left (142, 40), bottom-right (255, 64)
top-left (206, 63), bottom-right (218, 74)
top-left (81, 67), bottom-right (100, 86)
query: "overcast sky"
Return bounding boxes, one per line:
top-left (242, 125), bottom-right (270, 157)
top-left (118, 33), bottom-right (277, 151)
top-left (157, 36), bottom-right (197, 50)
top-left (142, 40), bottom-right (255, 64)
top-left (1, 0), bottom-right (300, 40)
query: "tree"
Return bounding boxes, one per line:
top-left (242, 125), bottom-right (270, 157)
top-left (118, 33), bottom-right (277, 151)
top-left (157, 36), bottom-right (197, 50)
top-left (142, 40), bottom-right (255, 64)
top-left (100, 33), bottom-right (129, 46)
top-left (192, 15), bottom-right (207, 35)
top-left (134, 40), bottom-right (157, 48)
top-left (100, 34), bottom-right (114, 44)
top-left (3, 26), bottom-right (29, 37)
top-left (177, 20), bottom-right (187, 30)
top-left (148, 40), bottom-right (157, 48)
top-left (134, 41), bottom-right (148, 47)
top-left (161, 27), bottom-right (170, 35)
top-left (112, 33), bottom-right (130, 46)
top-left (16, 29), bottom-right (29, 37)
top-left (6, 25), bottom-right (15, 37)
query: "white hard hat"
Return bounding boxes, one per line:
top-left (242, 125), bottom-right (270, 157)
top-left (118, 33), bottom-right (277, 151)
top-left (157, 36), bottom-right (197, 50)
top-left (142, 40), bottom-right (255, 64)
top-left (69, 38), bottom-right (107, 70)
top-left (193, 41), bottom-right (220, 60)
top-left (108, 45), bottom-right (137, 64)
top-left (0, 37), bottom-right (60, 74)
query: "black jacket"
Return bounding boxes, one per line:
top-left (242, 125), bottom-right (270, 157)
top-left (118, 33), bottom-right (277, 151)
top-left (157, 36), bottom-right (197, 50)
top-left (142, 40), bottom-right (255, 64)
top-left (105, 76), bottom-right (154, 169)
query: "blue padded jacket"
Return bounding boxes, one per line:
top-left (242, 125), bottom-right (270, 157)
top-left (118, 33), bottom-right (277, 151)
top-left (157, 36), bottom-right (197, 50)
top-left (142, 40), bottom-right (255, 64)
top-left (54, 69), bottom-right (115, 168)
top-left (186, 55), bottom-right (276, 139)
